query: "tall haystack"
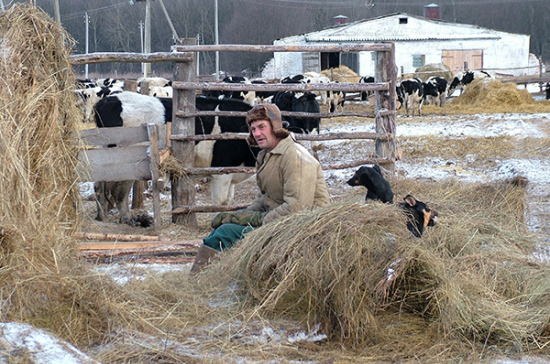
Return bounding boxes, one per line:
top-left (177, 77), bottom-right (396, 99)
top-left (0, 4), bottom-right (126, 347)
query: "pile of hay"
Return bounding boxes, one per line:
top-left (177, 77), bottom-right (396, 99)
top-left (414, 63), bottom-right (453, 81)
top-left (450, 79), bottom-right (535, 109)
top-left (0, 4), bottom-right (130, 347)
top-left (321, 65), bottom-right (361, 82)
top-left (203, 179), bottom-right (550, 356)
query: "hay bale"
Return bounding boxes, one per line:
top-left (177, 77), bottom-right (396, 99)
top-left (321, 65), bottom-right (361, 83)
top-left (414, 63), bottom-right (453, 82)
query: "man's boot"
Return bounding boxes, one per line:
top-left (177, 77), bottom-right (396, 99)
top-left (190, 244), bottom-right (220, 275)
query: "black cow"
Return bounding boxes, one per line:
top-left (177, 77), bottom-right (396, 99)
top-left (423, 76), bottom-right (448, 107)
top-left (360, 76), bottom-right (375, 101)
top-left (448, 70), bottom-right (491, 96)
top-left (396, 78), bottom-right (424, 116)
top-left (347, 165), bottom-right (394, 203)
top-left (273, 91), bottom-right (321, 134)
top-left (399, 195), bottom-right (438, 237)
top-left (545, 82), bottom-right (550, 100)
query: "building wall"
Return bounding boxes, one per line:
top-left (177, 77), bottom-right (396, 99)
top-left (268, 15), bottom-right (531, 79)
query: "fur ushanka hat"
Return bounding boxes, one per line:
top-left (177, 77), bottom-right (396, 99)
top-left (246, 104), bottom-right (290, 146)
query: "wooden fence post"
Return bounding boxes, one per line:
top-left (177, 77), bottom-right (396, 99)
top-left (171, 38), bottom-right (198, 228)
top-left (374, 42), bottom-right (397, 174)
top-left (122, 80), bottom-right (146, 210)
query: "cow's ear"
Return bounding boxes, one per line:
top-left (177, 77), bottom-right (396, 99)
top-left (403, 195), bottom-right (416, 206)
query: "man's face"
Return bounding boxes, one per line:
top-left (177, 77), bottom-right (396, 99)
top-left (250, 119), bottom-right (280, 151)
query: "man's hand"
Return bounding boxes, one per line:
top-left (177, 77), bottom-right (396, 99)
top-left (211, 209), bottom-right (268, 228)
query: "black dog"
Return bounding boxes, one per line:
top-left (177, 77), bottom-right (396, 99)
top-left (399, 195), bottom-right (438, 237)
top-left (347, 165), bottom-right (394, 203)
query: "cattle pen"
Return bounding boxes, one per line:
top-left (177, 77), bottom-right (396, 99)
top-left (70, 39), bottom-right (398, 229)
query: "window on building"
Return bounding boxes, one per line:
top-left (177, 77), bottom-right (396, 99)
top-left (399, 17), bottom-right (408, 24)
top-left (413, 54), bottom-right (425, 68)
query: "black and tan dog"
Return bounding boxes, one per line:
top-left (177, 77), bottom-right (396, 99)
top-left (346, 165), bottom-right (394, 204)
top-left (399, 195), bottom-right (438, 237)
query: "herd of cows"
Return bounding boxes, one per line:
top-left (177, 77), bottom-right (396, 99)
top-left (75, 69), bottom-right (494, 231)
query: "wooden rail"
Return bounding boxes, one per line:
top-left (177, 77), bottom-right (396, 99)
top-left (174, 81), bottom-right (389, 93)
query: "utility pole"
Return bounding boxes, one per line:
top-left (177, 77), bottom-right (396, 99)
top-left (144, 0), bottom-right (151, 77)
top-left (85, 12), bottom-right (89, 79)
top-left (215, 0), bottom-right (219, 80)
top-left (158, 0), bottom-right (178, 42)
top-left (53, 0), bottom-right (61, 23)
top-left (139, 20), bottom-right (144, 76)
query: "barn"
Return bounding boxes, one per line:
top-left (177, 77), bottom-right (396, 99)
top-left (267, 8), bottom-right (534, 79)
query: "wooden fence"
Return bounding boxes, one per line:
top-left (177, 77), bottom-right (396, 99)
top-left (69, 39), bottom-right (397, 229)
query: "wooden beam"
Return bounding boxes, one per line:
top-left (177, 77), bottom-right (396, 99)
top-left (69, 52), bottom-right (193, 65)
top-left (170, 131), bottom-right (393, 142)
top-left (175, 81), bottom-right (389, 93)
top-left (171, 44), bottom-right (393, 53)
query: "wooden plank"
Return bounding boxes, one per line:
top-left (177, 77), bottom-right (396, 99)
top-left (79, 241), bottom-right (179, 250)
top-left (78, 124), bottom-right (167, 149)
top-left (171, 203), bottom-right (249, 215)
top-left (171, 43), bottom-right (393, 53)
top-left (69, 51), bottom-right (193, 65)
top-left (78, 240), bottom-right (202, 258)
top-left (74, 232), bottom-right (164, 241)
top-left (174, 81), bottom-right (389, 93)
top-left (78, 145), bottom-right (151, 182)
top-left (148, 124), bottom-right (162, 230)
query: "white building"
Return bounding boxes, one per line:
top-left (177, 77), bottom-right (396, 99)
top-left (268, 12), bottom-right (533, 79)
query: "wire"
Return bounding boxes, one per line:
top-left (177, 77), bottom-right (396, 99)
top-left (235, 0), bottom-right (545, 7)
top-left (61, 1), bottom-right (133, 21)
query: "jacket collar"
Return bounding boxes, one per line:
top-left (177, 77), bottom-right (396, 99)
top-left (256, 135), bottom-right (295, 168)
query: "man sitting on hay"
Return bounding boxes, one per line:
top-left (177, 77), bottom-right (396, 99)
top-left (191, 104), bottom-right (331, 274)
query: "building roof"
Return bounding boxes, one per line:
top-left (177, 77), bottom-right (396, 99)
top-left (280, 13), bottom-right (527, 43)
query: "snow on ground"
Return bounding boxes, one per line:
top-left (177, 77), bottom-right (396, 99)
top-left (0, 323), bottom-right (99, 364)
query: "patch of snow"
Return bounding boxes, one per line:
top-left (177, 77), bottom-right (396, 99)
top-left (0, 323), bottom-right (99, 364)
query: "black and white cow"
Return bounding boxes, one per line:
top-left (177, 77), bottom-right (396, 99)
top-left (274, 90), bottom-right (321, 159)
top-left (193, 96), bottom-right (259, 205)
top-left (399, 195), bottom-right (438, 237)
top-left (92, 93), bottom-right (259, 224)
top-left (346, 165), bottom-right (394, 203)
top-left (281, 72), bottom-right (331, 105)
top-left (202, 75), bottom-right (250, 100)
top-left (422, 76), bottom-right (448, 107)
top-left (92, 92), bottom-right (172, 225)
top-left (447, 70), bottom-right (491, 97)
top-left (239, 78), bottom-right (277, 105)
top-left (327, 81), bottom-right (346, 113)
top-left (396, 78), bottom-right (424, 117)
top-left (360, 76), bottom-right (375, 101)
